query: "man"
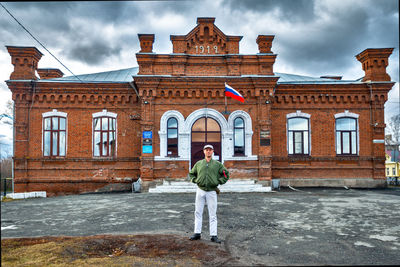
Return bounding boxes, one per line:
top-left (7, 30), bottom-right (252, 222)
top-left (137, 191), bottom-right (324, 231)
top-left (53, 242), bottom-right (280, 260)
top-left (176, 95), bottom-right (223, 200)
top-left (188, 144), bottom-right (229, 243)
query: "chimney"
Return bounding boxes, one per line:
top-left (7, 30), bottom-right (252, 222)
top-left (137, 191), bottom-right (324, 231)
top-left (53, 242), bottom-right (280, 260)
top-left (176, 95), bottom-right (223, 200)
top-left (138, 34), bottom-right (155, 53)
top-left (356, 48), bottom-right (394, 82)
top-left (6, 46), bottom-right (43, 80)
top-left (37, 68), bottom-right (64, 79)
top-left (256, 35), bottom-right (274, 53)
top-left (320, 76), bottom-right (342, 80)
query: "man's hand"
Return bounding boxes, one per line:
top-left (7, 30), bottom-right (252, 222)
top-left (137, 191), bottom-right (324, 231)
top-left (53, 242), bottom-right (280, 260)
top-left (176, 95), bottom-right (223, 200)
top-left (215, 188), bottom-right (220, 194)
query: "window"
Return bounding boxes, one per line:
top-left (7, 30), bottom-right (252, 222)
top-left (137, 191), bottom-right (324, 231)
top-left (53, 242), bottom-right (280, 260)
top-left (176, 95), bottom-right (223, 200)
top-left (93, 111), bottom-right (117, 157)
top-left (167, 117), bottom-right (178, 156)
top-left (336, 117), bottom-right (357, 155)
top-left (234, 117), bottom-right (245, 155)
top-left (43, 115), bottom-right (66, 157)
top-left (387, 168), bottom-right (390, 176)
top-left (288, 117), bottom-right (309, 155)
top-left (393, 168), bottom-right (396, 176)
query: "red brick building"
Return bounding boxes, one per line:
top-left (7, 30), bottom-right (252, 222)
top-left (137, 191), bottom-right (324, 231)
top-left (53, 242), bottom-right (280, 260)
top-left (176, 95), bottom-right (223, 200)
top-left (6, 18), bottom-right (395, 195)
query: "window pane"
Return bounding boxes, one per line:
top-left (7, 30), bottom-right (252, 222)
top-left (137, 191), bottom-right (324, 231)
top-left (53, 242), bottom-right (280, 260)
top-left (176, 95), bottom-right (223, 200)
top-left (288, 132), bottom-right (293, 154)
top-left (52, 117), bottom-right (58, 130)
top-left (342, 132), bottom-right (350, 154)
top-left (168, 129), bottom-right (178, 139)
top-left (44, 118), bottom-right (51, 130)
top-left (94, 132), bottom-right (100, 156)
top-left (59, 118), bottom-right (66, 130)
top-left (102, 118), bottom-right (108, 130)
top-left (111, 118), bottom-right (116, 131)
top-left (294, 132), bottom-right (303, 154)
top-left (336, 132), bottom-right (341, 154)
top-left (192, 118), bottom-right (205, 131)
top-left (234, 145), bottom-right (245, 155)
top-left (94, 118), bottom-right (100, 130)
top-left (168, 118), bottom-right (177, 128)
top-left (109, 132), bottom-right (115, 156)
top-left (351, 132), bottom-right (357, 154)
top-left (336, 118), bottom-right (356, 131)
top-left (207, 118), bottom-right (220, 131)
top-left (44, 131), bottom-right (50, 156)
top-left (52, 132), bottom-right (58, 155)
top-left (303, 131), bottom-right (309, 154)
top-left (207, 132), bottom-right (220, 142)
top-left (234, 118), bottom-right (244, 128)
top-left (288, 118), bottom-right (308, 130)
top-left (102, 132), bottom-right (108, 156)
top-left (192, 132), bottom-right (205, 142)
top-left (59, 132), bottom-right (65, 156)
top-left (234, 128), bottom-right (244, 146)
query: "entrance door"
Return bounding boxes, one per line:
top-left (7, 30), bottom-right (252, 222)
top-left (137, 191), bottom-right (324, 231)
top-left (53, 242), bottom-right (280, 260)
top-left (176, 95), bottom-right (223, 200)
top-left (191, 117), bottom-right (221, 168)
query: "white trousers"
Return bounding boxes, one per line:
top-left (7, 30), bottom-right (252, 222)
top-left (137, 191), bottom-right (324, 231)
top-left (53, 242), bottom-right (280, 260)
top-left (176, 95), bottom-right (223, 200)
top-left (194, 187), bottom-right (218, 236)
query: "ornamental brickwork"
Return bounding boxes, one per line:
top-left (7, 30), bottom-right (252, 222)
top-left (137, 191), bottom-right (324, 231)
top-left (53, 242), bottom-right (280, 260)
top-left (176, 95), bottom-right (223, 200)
top-left (5, 17), bottom-right (395, 195)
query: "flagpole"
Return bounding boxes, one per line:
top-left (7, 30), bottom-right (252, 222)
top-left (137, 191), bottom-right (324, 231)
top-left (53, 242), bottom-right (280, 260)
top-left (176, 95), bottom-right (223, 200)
top-left (224, 95), bottom-right (228, 114)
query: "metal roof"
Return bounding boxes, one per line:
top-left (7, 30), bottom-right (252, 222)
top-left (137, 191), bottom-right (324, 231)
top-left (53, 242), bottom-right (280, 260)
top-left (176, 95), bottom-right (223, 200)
top-left (275, 73), bottom-right (362, 84)
top-left (46, 67), bottom-right (139, 83)
top-left (43, 67), bottom-right (362, 84)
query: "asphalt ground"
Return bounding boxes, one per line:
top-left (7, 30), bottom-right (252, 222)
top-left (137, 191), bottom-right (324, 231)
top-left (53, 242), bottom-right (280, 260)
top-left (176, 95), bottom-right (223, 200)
top-left (2, 187), bottom-right (400, 266)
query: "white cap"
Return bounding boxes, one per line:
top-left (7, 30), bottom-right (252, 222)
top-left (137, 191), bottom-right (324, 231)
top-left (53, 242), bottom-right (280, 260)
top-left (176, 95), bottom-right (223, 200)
top-left (203, 144), bottom-right (214, 150)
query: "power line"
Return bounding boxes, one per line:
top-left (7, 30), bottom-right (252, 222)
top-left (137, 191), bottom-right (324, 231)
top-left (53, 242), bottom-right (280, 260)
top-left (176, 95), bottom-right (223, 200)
top-left (0, 2), bottom-right (83, 82)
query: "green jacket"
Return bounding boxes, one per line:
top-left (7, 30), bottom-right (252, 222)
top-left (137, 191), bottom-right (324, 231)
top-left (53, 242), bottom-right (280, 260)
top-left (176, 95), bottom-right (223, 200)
top-left (189, 159), bottom-right (230, 191)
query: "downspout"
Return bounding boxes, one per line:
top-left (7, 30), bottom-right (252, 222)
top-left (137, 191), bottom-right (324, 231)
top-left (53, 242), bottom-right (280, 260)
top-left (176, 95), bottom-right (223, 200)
top-left (128, 81), bottom-right (141, 103)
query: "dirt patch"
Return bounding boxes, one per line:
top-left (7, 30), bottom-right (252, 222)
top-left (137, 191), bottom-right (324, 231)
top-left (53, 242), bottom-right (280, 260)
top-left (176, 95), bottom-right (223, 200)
top-left (1, 234), bottom-right (240, 266)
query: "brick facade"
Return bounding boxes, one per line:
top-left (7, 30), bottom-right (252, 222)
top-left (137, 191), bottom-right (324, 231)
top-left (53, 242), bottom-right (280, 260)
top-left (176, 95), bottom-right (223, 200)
top-left (6, 18), bottom-right (395, 195)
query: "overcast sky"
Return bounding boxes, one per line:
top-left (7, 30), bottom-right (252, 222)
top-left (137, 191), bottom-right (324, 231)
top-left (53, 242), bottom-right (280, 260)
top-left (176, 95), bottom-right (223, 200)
top-left (0, 0), bottom-right (399, 156)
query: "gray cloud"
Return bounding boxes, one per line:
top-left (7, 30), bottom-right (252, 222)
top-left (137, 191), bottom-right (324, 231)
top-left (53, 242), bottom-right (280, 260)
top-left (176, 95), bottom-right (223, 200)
top-left (222, 0), bottom-right (316, 22)
top-left (1, 0), bottom-right (398, 77)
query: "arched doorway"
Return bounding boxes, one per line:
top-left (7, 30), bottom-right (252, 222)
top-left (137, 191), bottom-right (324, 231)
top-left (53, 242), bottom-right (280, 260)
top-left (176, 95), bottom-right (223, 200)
top-left (191, 117), bottom-right (221, 168)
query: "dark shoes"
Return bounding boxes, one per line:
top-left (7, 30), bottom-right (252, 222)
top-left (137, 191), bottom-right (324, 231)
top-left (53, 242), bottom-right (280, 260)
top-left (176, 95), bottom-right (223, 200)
top-left (190, 234), bottom-right (221, 244)
top-left (189, 233), bottom-right (201, 240)
top-left (211, 236), bottom-right (222, 244)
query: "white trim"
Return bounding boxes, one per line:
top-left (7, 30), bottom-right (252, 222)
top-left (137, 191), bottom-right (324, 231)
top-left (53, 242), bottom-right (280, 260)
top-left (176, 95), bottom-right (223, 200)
top-left (286, 111), bottom-right (311, 155)
top-left (334, 110), bottom-right (359, 119)
top-left (225, 110), bottom-right (256, 160)
top-left (156, 109), bottom-right (258, 165)
top-left (92, 109), bottom-right (117, 118)
top-left (42, 109), bottom-right (68, 156)
top-left (42, 109), bottom-right (67, 118)
top-left (156, 110), bottom-right (186, 158)
top-left (334, 111), bottom-right (360, 155)
top-left (91, 109), bottom-right (118, 157)
top-left (373, 139), bottom-right (385, 144)
top-left (184, 108), bottom-right (228, 167)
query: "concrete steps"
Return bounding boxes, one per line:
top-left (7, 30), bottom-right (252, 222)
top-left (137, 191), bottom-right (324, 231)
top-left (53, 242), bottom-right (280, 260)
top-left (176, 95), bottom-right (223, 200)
top-left (148, 179), bottom-right (271, 193)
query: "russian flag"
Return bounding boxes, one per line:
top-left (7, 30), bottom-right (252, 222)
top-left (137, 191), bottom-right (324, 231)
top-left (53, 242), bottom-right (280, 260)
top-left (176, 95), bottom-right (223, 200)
top-left (224, 83), bottom-right (244, 103)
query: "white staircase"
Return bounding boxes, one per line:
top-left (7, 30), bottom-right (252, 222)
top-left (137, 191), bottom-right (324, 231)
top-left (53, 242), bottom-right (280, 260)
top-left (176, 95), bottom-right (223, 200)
top-left (148, 179), bottom-right (271, 193)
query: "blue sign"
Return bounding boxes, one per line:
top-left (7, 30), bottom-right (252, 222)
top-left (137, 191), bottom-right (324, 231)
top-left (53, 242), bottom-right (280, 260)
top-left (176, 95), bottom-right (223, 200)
top-left (143, 131), bottom-right (152, 139)
top-left (142, 145), bottom-right (153, 154)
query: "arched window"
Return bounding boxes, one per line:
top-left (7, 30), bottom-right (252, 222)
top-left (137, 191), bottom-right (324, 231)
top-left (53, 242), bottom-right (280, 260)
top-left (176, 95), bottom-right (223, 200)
top-left (234, 117), bottom-right (245, 155)
top-left (167, 117), bottom-right (178, 156)
top-left (287, 117), bottom-right (309, 155)
top-left (43, 110), bottom-right (67, 157)
top-left (336, 117), bottom-right (357, 155)
top-left (93, 110), bottom-right (117, 157)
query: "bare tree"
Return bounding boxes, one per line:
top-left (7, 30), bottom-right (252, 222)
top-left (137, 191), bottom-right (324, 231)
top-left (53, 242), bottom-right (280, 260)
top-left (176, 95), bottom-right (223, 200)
top-left (386, 114), bottom-right (400, 145)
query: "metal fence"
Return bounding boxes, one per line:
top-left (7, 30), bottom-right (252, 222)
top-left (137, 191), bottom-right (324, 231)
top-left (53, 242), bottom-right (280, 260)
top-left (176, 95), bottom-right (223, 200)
top-left (1, 177), bottom-right (13, 196)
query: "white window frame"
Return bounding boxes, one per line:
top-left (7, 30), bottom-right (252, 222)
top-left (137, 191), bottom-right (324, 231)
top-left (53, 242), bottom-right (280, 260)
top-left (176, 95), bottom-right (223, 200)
top-left (334, 110), bottom-right (359, 155)
top-left (286, 110), bottom-right (311, 156)
top-left (92, 109), bottom-right (118, 157)
top-left (42, 109), bottom-right (68, 157)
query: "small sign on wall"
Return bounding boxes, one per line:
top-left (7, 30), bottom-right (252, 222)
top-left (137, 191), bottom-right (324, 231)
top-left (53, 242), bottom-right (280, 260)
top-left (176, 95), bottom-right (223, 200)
top-left (143, 145), bottom-right (153, 154)
top-left (142, 131), bottom-right (152, 139)
top-left (260, 130), bottom-right (270, 146)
